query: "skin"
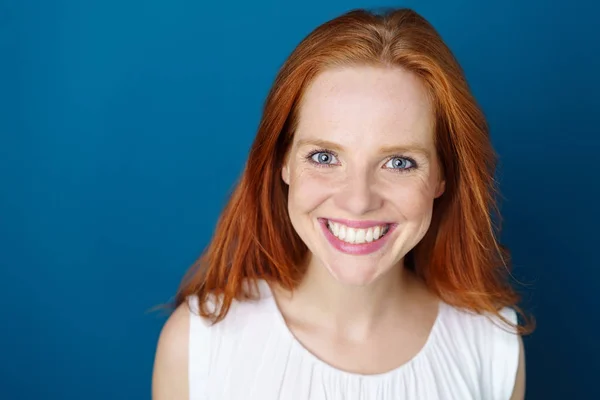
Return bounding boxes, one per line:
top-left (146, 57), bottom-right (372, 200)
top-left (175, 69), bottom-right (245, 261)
top-left (151, 65), bottom-right (526, 399)
top-left (512, 337), bottom-right (526, 399)
top-left (152, 303), bottom-right (189, 400)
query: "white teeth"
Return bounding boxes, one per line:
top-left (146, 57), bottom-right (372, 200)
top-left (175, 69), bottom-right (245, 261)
top-left (346, 228), bottom-right (356, 243)
top-left (355, 229), bottom-right (366, 244)
top-left (326, 220), bottom-right (389, 244)
top-left (365, 228), bottom-right (373, 242)
top-left (338, 224), bottom-right (346, 240)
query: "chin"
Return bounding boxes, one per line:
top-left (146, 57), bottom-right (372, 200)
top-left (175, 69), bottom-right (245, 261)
top-left (322, 258), bottom-right (386, 287)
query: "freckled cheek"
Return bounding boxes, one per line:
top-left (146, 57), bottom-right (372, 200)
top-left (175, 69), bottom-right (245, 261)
top-left (386, 181), bottom-right (436, 218)
top-left (288, 170), bottom-right (334, 212)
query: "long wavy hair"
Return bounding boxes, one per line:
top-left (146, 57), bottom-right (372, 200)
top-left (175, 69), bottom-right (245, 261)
top-left (175, 8), bottom-right (534, 334)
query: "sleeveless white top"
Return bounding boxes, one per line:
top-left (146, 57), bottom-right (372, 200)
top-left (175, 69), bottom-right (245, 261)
top-left (187, 280), bottom-right (520, 400)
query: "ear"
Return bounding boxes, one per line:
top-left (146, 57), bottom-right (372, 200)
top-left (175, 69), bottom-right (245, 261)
top-left (281, 162), bottom-right (290, 185)
top-left (435, 179), bottom-right (446, 198)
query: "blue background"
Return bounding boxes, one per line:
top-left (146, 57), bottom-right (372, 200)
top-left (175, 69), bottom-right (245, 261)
top-left (1, 0), bottom-right (598, 398)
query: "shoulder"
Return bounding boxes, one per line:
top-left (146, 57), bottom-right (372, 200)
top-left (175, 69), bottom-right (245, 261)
top-left (152, 290), bottom-right (271, 400)
top-left (152, 302), bottom-right (192, 400)
top-left (442, 305), bottom-right (524, 399)
top-left (510, 335), bottom-right (526, 400)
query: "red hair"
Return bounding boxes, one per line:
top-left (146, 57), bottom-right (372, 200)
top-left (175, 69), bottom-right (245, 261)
top-left (175, 8), bottom-right (534, 334)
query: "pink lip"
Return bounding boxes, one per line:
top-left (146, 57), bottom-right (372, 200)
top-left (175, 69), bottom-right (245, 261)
top-left (325, 218), bottom-right (392, 229)
top-left (318, 218), bottom-right (396, 256)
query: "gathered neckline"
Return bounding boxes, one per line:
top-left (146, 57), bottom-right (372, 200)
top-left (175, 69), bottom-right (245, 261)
top-left (256, 279), bottom-right (445, 380)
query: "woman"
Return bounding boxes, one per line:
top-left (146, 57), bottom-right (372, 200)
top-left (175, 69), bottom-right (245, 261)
top-left (152, 7), bottom-right (534, 400)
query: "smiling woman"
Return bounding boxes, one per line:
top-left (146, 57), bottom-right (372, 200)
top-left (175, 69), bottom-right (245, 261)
top-left (152, 7), bottom-right (534, 400)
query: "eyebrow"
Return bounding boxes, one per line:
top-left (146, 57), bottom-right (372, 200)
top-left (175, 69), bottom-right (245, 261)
top-left (295, 138), bottom-right (432, 159)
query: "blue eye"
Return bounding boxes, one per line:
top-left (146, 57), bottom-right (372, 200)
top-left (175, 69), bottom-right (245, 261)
top-left (385, 157), bottom-right (415, 170)
top-left (311, 152), bottom-right (338, 165)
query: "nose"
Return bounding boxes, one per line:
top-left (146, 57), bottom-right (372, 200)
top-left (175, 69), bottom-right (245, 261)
top-left (333, 169), bottom-right (383, 216)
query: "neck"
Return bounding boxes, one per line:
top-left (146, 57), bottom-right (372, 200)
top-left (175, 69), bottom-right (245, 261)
top-left (287, 256), bottom-right (411, 340)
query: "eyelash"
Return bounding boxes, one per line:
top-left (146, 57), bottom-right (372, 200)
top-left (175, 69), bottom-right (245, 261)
top-left (305, 148), bottom-right (418, 173)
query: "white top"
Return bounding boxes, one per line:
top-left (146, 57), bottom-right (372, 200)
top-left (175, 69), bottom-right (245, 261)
top-left (187, 280), bottom-right (520, 400)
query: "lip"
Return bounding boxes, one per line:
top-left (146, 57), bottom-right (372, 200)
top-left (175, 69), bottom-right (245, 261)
top-left (318, 218), bottom-right (396, 256)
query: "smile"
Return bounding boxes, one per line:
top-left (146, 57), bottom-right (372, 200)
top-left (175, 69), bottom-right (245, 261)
top-left (326, 220), bottom-right (390, 244)
top-left (318, 218), bottom-right (396, 255)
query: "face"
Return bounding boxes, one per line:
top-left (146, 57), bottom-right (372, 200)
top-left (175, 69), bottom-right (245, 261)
top-left (281, 65), bottom-right (445, 286)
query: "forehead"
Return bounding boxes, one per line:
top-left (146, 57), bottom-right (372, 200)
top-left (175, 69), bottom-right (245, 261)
top-left (295, 65), bottom-right (435, 148)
